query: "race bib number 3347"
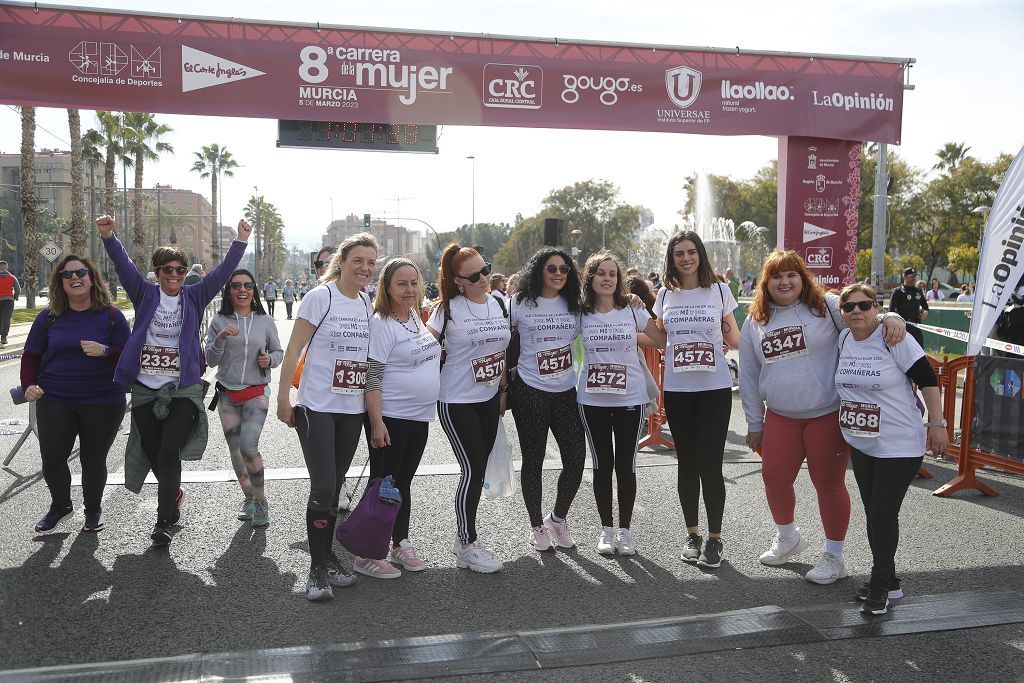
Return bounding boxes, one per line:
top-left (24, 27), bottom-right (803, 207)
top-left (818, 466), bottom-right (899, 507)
top-left (760, 326), bottom-right (808, 363)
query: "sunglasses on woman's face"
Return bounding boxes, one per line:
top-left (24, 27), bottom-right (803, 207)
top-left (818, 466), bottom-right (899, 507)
top-left (840, 300), bottom-right (874, 313)
top-left (229, 281), bottom-right (256, 290)
top-left (157, 265), bottom-right (188, 276)
top-left (456, 262), bottom-right (492, 284)
top-left (545, 264), bottom-right (571, 274)
top-left (59, 268), bottom-right (89, 279)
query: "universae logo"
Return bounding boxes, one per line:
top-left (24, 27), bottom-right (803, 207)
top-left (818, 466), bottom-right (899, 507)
top-left (665, 66), bottom-right (701, 108)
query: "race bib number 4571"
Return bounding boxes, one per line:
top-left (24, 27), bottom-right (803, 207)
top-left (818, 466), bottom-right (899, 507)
top-left (537, 345), bottom-right (572, 380)
top-left (839, 400), bottom-right (881, 437)
top-left (586, 363), bottom-right (627, 394)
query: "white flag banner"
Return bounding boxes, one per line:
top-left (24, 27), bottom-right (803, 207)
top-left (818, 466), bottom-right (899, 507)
top-left (969, 144), bottom-right (1024, 356)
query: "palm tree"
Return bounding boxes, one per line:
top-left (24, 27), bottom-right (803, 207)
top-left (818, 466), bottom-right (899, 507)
top-left (91, 111), bottom-right (130, 219)
top-left (190, 144), bottom-right (239, 261)
top-left (123, 112), bottom-right (173, 266)
top-left (81, 128), bottom-right (105, 264)
top-left (20, 106), bottom-right (39, 307)
top-left (933, 142), bottom-right (972, 173)
top-left (67, 109), bottom-right (87, 256)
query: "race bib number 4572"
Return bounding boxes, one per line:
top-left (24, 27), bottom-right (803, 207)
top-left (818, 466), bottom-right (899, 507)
top-left (586, 362), bottom-right (627, 394)
top-left (839, 400), bottom-right (881, 437)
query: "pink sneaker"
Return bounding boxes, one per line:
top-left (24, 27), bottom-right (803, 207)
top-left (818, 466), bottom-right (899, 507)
top-left (543, 513), bottom-right (576, 548)
top-left (389, 540), bottom-right (426, 572)
top-left (531, 526), bottom-right (553, 551)
top-left (353, 556), bottom-right (402, 579)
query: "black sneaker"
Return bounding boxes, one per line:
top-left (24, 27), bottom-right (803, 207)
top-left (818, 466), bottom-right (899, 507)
top-left (325, 552), bottom-right (356, 588)
top-left (34, 504), bottom-right (73, 534)
top-left (681, 533), bottom-right (703, 563)
top-left (151, 524), bottom-right (172, 546)
top-left (855, 581), bottom-right (904, 602)
top-left (697, 537), bottom-right (724, 568)
top-left (860, 587), bottom-right (890, 615)
top-left (306, 565), bottom-right (334, 601)
top-left (82, 509), bottom-right (105, 533)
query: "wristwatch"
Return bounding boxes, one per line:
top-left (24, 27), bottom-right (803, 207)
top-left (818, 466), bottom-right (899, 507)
top-left (924, 419), bottom-right (947, 428)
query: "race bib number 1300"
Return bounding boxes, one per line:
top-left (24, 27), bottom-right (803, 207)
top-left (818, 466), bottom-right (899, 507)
top-left (839, 400), bottom-right (881, 437)
top-left (332, 359), bottom-right (368, 395)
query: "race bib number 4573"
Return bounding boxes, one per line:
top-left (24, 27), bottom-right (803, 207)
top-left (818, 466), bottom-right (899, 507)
top-left (672, 341), bottom-right (715, 373)
top-left (839, 400), bottom-right (881, 437)
top-left (586, 363), bottom-right (627, 394)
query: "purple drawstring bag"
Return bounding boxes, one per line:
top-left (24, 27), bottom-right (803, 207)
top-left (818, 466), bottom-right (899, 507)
top-left (336, 476), bottom-right (402, 560)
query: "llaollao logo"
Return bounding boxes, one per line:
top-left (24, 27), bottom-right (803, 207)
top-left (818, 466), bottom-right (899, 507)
top-left (665, 66), bottom-right (701, 108)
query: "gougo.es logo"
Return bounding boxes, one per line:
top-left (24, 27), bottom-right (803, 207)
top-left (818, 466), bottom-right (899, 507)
top-left (560, 73), bottom-right (642, 105)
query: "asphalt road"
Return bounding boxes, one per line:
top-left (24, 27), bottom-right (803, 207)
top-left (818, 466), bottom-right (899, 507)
top-left (1, 315), bottom-right (1022, 681)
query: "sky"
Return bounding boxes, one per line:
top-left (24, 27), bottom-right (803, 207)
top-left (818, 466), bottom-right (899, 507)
top-left (1, 0), bottom-right (1021, 251)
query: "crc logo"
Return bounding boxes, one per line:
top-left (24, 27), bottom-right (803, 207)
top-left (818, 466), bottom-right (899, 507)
top-left (805, 247), bottom-right (833, 269)
top-left (665, 66), bottom-right (702, 108)
top-left (483, 63), bottom-right (543, 110)
top-left (561, 74), bottom-right (640, 106)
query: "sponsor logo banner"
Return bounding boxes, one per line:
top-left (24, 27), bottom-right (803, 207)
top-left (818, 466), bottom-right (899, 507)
top-left (0, 5), bottom-right (904, 142)
top-left (779, 137), bottom-right (862, 288)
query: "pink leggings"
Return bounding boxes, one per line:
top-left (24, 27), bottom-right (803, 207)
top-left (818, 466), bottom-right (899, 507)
top-left (761, 409), bottom-right (850, 541)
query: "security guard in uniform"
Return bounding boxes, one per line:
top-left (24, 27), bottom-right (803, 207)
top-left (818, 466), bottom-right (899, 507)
top-left (889, 267), bottom-right (929, 347)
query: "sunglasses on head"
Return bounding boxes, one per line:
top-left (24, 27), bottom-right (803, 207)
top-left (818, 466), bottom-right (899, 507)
top-left (157, 265), bottom-right (188, 276)
top-left (229, 281), bottom-right (256, 290)
top-left (59, 268), bottom-right (89, 279)
top-left (456, 262), bottom-right (492, 284)
top-left (545, 264), bottom-right (571, 275)
top-left (840, 301), bottom-right (875, 313)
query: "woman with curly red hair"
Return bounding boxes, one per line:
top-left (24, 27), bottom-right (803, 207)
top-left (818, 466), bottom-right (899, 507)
top-left (739, 250), bottom-right (905, 585)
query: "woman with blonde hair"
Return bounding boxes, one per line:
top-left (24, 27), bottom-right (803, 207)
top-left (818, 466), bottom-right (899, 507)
top-left (359, 257), bottom-right (441, 578)
top-left (277, 232), bottom-right (376, 600)
top-left (740, 250), bottom-right (904, 584)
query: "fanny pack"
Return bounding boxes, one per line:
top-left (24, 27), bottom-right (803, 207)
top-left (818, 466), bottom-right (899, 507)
top-left (208, 382), bottom-right (267, 409)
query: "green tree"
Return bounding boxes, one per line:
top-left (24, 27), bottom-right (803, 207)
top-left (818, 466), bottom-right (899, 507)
top-left (856, 248), bottom-right (894, 280)
top-left (493, 213), bottom-right (547, 273)
top-left (243, 195), bottom-right (284, 278)
top-left (67, 109), bottom-right (87, 256)
top-left (191, 144), bottom-right (238, 261)
top-left (90, 111), bottom-right (130, 219)
top-left (858, 146), bottom-right (924, 254)
top-left (123, 112), bottom-right (173, 267)
top-left (933, 142), bottom-right (972, 172)
top-left (20, 106), bottom-right (39, 306)
top-left (947, 244), bottom-right (980, 282)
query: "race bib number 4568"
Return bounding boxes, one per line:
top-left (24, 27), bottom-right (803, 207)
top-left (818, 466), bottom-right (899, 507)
top-left (839, 400), bottom-right (881, 437)
top-left (586, 362), bottom-right (627, 394)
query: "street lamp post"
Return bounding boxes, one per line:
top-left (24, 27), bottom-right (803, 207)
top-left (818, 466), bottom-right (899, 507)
top-left (466, 155), bottom-right (475, 232)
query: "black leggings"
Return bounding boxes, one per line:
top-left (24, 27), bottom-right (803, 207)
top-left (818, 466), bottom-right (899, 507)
top-left (132, 394), bottom-right (198, 525)
top-left (579, 403), bottom-right (645, 529)
top-left (37, 401), bottom-right (125, 511)
top-left (438, 394), bottom-right (500, 545)
top-left (511, 377), bottom-right (586, 528)
top-left (266, 299), bottom-right (275, 316)
top-left (850, 447), bottom-right (923, 591)
top-left (367, 416), bottom-right (428, 545)
top-left (285, 301), bottom-right (294, 318)
top-left (664, 388), bottom-right (732, 535)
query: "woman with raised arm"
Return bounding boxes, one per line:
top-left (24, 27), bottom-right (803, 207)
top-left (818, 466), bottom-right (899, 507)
top-left (96, 215), bottom-right (250, 546)
top-left (577, 251), bottom-right (666, 555)
top-left (277, 233), bottom-right (376, 601)
top-left (654, 231), bottom-right (740, 569)
top-left (427, 243), bottom-right (510, 573)
top-left (205, 269), bottom-right (283, 528)
top-left (834, 284), bottom-right (946, 615)
top-left (21, 255), bottom-right (130, 534)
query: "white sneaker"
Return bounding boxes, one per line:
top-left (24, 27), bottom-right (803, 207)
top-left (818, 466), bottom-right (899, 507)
top-left (353, 556), bottom-right (402, 579)
top-left (531, 526), bottom-right (553, 552)
top-left (805, 551), bottom-right (849, 585)
top-left (337, 482), bottom-right (351, 511)
top-left (759, 530), bottom-right (809, 566)
top-left (543, 513), bottom-right (576, 548)
top-left (596, 527), bottom-right (615, 555)
top-left (454, 540), bottom-right (503, 573)
top-left (616, 529), bottom-right (636, 556)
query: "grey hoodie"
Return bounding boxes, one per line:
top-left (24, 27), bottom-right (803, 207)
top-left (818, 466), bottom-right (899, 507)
top-left (739, 293), bottom-right (845, 432)
top-left (205, 312), bottom-right (284, 387)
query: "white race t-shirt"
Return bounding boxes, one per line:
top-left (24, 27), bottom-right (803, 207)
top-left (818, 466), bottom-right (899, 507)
top-left (655, 283), bottom-right (737, 392)
top-left (510, 294), bottom-right (580, 393)
top-left (368, 313), bottom-right (441, 422)
top-left (137, 290), bottom-right (183, 388)
top-left (577, 306), bottom-right (651, 407)
top-left (295, 282), bottom-right (370, 414)
top-left (835, 326), bottom-right (927, 458)
top-left (428, 296), bottom-right (511, 404)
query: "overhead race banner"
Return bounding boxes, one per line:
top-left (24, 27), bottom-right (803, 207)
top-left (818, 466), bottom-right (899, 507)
top-left (0, 3), bottom-right (905, 142)
top-left (778, 136), bottom-right (862, 288)
top-left (968, 144), bottom-right (1024, 356)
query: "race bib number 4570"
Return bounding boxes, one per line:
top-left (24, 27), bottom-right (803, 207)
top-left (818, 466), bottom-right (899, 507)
top-left (586, 363), bottom-right (627, 394)
top-left (472, 351), bottom-right (505, 385)
top-left (839, 400), bottom-right (881, 437)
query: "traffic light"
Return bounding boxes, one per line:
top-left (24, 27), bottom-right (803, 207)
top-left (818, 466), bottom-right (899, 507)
top-left (363, 213), bottom-right (371, 228)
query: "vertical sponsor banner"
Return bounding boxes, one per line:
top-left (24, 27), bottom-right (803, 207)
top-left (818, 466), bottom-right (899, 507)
top-left (971, 356), bottom-right (1024, 462)
top-left (968, 144), bottom-right (1024, 356)
top-left (777, 136), bottom-right (861, 289)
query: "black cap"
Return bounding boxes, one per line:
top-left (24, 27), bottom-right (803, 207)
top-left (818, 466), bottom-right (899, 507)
top-left (903, 267), bottom-right (916, 276)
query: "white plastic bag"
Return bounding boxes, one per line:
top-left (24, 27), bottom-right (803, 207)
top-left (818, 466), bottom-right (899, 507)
top-left (483, 421), bottom-right (516, 499)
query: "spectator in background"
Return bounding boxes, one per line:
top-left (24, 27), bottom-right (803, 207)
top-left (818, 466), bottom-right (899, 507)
top-left (184, 264), bottom-right (205, 286)
top-left (890, 268), bottom-right (929, 348)
top-left (146, 271), bottom-right (157, 284)
top-left (489, 272), bottom-right (507, 305)
top-left (741, 275), bottom-right (754, 297)
top-left (505, 273), bottom-right (520, 299)
top-left (960, 284), bottom-right (975, 302)
top-left (0, 259), bottom-right (21, 346)
top-left (107, 275), bottom-right (119, 301)
top-left (282, 279), bottom-right (297, 319)
top-left (926, 279), bottom-right (944, 302)
top-left (648, 271), bottom-right (662, 291)
top-left (625, 267), bottom-right (641, 279)
top-left (626, 275), bottom-right (657, 319)
top-left (726, 268), bottom-right (741, 300)
top-left (263, 277), bottom-right (278, 316)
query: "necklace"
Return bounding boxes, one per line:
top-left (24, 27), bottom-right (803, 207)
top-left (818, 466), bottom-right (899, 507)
top-left (393, 313), bottom-right (419, 334)
top-left (464, 296), bottom-right (491, 320)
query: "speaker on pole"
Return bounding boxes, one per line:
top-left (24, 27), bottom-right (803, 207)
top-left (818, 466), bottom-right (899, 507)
top-left (544, 218), bottom-right (565, 246)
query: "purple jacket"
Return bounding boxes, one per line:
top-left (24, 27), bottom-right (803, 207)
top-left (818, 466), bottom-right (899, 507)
top-left (103, 233), bottom-right (246, 390)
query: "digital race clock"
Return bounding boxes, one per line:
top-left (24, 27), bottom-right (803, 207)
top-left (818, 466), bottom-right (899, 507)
top-left (277, 120), bottom-right (439, 154)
